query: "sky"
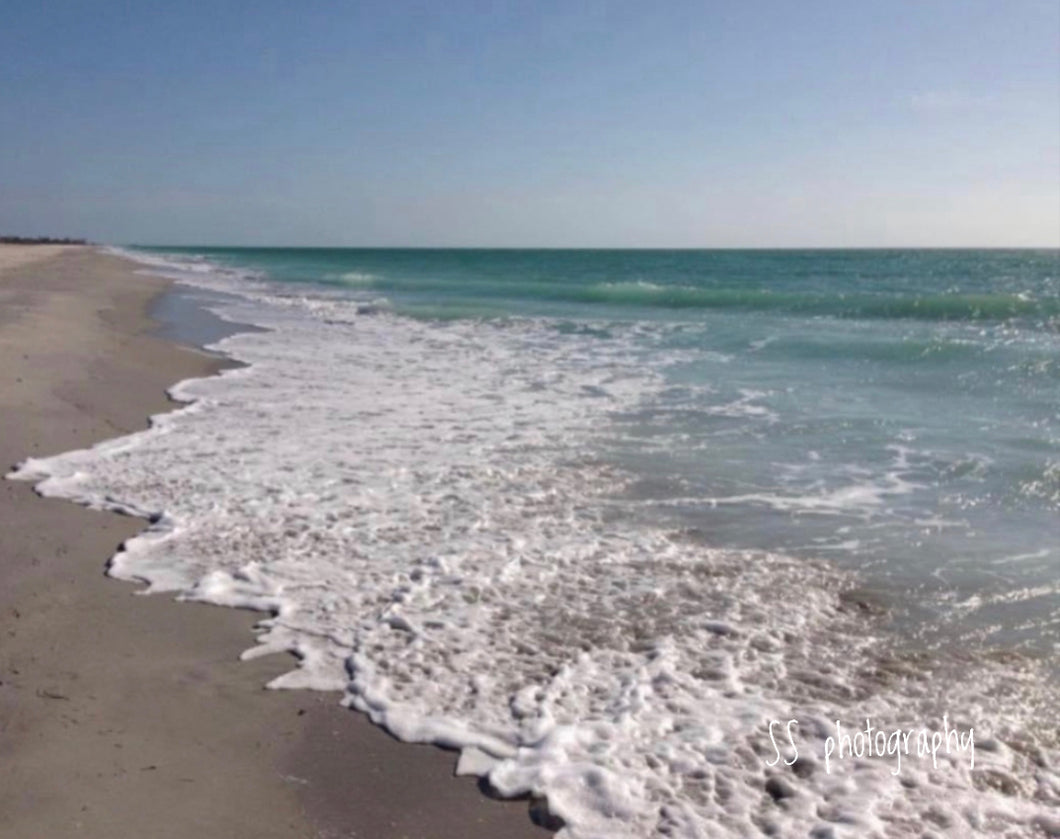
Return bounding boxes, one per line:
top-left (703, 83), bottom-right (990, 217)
top-left (1, 1), bottom-right (1058, 247)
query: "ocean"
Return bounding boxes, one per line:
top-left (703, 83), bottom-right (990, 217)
top-left (13, 247), bottom-right (1059, 837)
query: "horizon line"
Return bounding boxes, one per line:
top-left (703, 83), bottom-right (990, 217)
top-left (124, 243), bottom-right (1060, 251)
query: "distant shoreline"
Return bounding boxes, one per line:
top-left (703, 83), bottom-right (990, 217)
top-left (0, 236), bottom-right (89, 245)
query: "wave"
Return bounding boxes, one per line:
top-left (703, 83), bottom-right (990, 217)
top-left (321, 271), bottom-right (377, 286)
top-left (579, 282), bottom-right (1060, 323)
top-left (337, 276), bottom-right (1059, 324)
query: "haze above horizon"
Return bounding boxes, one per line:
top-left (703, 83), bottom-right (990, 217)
top-left (2, 1), bottom-right (1058, 248)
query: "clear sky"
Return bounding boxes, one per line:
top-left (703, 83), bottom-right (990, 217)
top-left (1, 1), bottom-right (1057, 247)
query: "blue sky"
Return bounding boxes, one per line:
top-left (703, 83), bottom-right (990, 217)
top-left (1, 1), bottom-right (1057, 246)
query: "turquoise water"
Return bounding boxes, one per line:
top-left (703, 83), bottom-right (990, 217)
top-left (141, 247), bottom-right (1060, 659)
top-left (148, 246), bottom-right (1060, 320)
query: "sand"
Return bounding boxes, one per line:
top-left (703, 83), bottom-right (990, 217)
top-left (0, 246), bottom-right (551, 838)
top-left (0, 245), bottom-right (80, 276)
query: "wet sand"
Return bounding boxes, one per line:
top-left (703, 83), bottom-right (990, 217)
top-left (0, 247), bottom-right (551, 838)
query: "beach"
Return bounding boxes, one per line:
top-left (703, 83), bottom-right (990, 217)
top-left (3, 244), bottom-right (1057, 837)
top-left (0, 246), bottom-right (550, 839)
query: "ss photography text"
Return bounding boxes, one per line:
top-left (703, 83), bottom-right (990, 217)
top-left (767, 715), bottom-right (975, 775)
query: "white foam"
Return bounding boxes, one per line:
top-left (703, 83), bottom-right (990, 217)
top-left (339, 271), bottom-right (376, 284)
top-left (9, 250), bottom-right (1058, 838)
top-left (703, 389), bottom-right (779, 422)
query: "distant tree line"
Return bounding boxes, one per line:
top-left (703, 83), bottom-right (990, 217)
top-left (0, 235), bottom-right (89, 245)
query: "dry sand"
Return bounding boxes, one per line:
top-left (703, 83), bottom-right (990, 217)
top-left (0, 246), bottom-right (552, 838)
top-left (0, 245), bottom-right (80, 275)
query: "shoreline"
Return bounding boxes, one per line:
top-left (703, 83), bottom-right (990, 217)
top-left (0, 247), bottom-right (550, 838)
